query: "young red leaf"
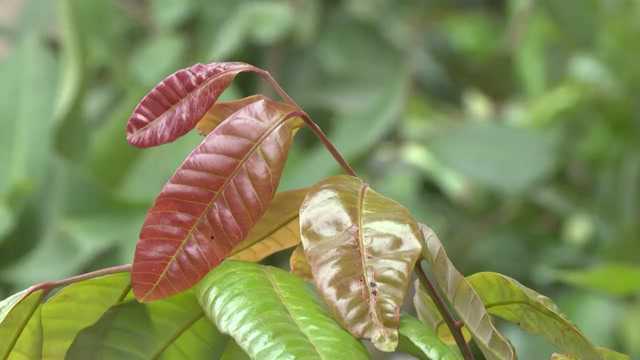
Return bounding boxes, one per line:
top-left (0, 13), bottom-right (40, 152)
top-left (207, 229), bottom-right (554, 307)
top-left (196, 95), bottom-right (267, 136)
top-left (132, 98), bottom-right (303, 302)
top-left (126, 62), bottom-right (254, 148)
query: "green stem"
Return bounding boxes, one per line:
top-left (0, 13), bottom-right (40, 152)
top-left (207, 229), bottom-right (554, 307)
top-left (415, 263), bottom-right (475, 360)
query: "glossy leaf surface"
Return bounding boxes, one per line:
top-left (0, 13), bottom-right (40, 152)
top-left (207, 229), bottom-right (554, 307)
top-left (419, 224), bottom-right (516, 360)
top-left (196, 95), bottom-right (266, 135)
top-left (68, 290), bottom-right (226, 359)
top-left (289, 245), bottom-right (312, 280)
top-left (132, 99), bottom-right (302, 301)
top-left (228, 188), bottom-right (307, 262)
top-left (398, 314), bottom-right (463, 360)
top-left (197, 260), bottom-right (369, 360)
top-left (299, 175), bottom-right (423, 351)
top-left (126, 62), bottom-right (254, 147)
top-left (468, 272), bottom-right (602, 360)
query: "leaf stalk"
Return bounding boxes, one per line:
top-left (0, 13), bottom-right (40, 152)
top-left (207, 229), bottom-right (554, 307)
top-left (415, 263), bottom-right (476, 360)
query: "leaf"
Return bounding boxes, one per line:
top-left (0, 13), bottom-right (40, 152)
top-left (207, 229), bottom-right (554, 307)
top-left (197, 260), bottom-right (369, 359)
top-left (228, 188), bottom-right (307, 262)
top-left (126, 61), bottom-right (256, 148)
top-left (429, 123), bottom-right (558, 193)
top-left (0, 273), bottom-right (129, 359)
top-left (220, 339), bottom-right (251, 360)
top-left (0, 288), bottom-right (45, 358)
top-left (289, 245), bottom-right (312, 280)
top-left (68, 290), bottom-right (227, 359)
top-left (397, 314), bottom-right (463, 360)
top-left (196, 94), bottom-right (266, 135)
top-left (299, 175), bottom-right (423, 351)
top-left (551, 348), bottom-right (630, 360)
top-left (467, 272), bottom-right (603, 360)
top-left (40, 273), bottom-right (130, 359)
top-left (132, 98), bottom-right (303, 301)
top-left (550, 263), bottom-right (640, 296)
top-left (413, 279), bottom-right (472, 346)
top-left (419, 224), bottom-right (516, 360)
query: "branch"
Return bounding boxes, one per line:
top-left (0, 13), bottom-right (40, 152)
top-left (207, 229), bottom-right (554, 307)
top-left (415, 263), bottom-right (475, 360)
top-left (254, 68), bottom-right (358, 177)
top-left (30, 264), bottom-right (131, 295)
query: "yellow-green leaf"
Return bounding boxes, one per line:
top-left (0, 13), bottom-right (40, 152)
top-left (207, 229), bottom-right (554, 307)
top-left (468, 272), bottom-right (602, 360)
top-left (398, 314), bottom-right (463, 360)
top-left (289, 245), bottom-right (312, 280)
top-left (299, 175), bottom-right (423, 351)
top-left (229, 188), bottom-right (307, 262)
top-left (0, 288), bottom-right (45, 359)
top-left (419, 224), bottom-right (516, 360)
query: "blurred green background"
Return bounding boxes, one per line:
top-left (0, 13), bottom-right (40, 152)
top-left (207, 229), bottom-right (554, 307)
top-left (0, 0), bottom-right (638, 358)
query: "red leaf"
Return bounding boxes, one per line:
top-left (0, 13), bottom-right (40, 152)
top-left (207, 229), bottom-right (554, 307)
top-left (132, 98), bottom-right (303, 301)
top-left (126, 62), bottom-right (254, 148)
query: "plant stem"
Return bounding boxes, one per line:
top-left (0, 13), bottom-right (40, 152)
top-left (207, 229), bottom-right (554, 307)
top-left (254, 68), bottom-right (358, 177)
top-left (31, 264), bottom-right (131, 295)
top-left (415, 263), bottom-right (475, 360)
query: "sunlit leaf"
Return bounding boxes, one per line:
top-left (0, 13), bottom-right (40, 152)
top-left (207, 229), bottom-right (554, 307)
top-left (197, 260), bottom-right (369, 359)
top-left (220, 339), bottom-right (251, 360)
top-left (468, 272), bottom-right (603, 360)
top-left (419, 224), bottom-right (516, 360)
top-left (40, 273), bottom-right (130, 358)
top-left (196, 95), bottom-right (267, 135)
top-left (0, 288), bottom-right (44, 358)
top-left (132, 99), bottom-right (303, 301)
top-left (299, 175), bottom-right (423, 351)
top-left (397, 314), bottom-right (463, 360)
top-left (229, 188), bottom-right (307, 262)
top-left (68, 290), bottom-right (227, 359)
top-left (126, 62), bottom-right (256, 148)
top-left (1, 273), bottom-right (129, 359)
top-left (289, 245), bottom-right (312, 280)
top-left (550, 263), bottom-right (640, 296)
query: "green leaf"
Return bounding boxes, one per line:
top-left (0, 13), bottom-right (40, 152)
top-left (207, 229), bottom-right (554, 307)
top-left (0, 273), bottom-right (129, 359)
top-left (40, 273), bottom-right (130, 358)
top-left (550, 263), bottom-right (640, 296)
top-left (220, 339), bottom-right (251, 360)
top-left (299, 175), bottom-right (423, 351)
top-left (197, 260), bottom-right (369, 360)
top-left (551, 348), bottom-right (630, 360)
top-left (429, 123), bottom-right (558, 193)
top-left (0, 288), bottom-right (45, 358)
top-left (397, 314), bottom-right (463, 360)
top-left (419, 224), bottom-right (516, 360)
top-left (468, 272), bottom-right (601, 360)
top-left (68, 290), bottom-right (226, 359)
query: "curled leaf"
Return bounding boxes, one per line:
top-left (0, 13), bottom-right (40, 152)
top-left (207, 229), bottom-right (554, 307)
top-left (132, 98), bottom-right (303, 301)
top-left (289, 245), bottom-right (312, 280)
top-left (299, 175), bottom-right (423, 351)
top-left (126, 62), bottom-right (254, 147)
top-left (197, 260), bottom-right (369, 360)
top-left (228, 187), bottom-right (307, 262)
top-left (468, 272), bottom-right (603, 360)
top-left (419, 224), bottom-right (516, 360)
top-left (196, 94), bottom-right (267, 135)
top-left (0, 288), bottom-right (45, 358)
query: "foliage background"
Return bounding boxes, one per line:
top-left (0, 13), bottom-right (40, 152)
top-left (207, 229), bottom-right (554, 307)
top-left (0, 0), bottom-right (638, 358)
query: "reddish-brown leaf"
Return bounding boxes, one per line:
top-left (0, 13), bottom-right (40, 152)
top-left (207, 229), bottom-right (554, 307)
top-left (132, 98), bottom-right (303, 301)
top-left (196, 95), bottom-right (267, 136)
top-left (126, 62), bottom-right (255, 148)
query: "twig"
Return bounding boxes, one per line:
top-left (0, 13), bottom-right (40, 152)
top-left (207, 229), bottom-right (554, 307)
top-left (30, 264), bottom-right (132, 295)
top-left (415, 263), bottom-right (475, 360)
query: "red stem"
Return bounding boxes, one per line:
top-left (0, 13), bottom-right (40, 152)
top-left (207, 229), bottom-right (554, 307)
top-left (30, 264), bottom-right (132, 296)
top-left (416, 263), bottom-right (475, 360)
